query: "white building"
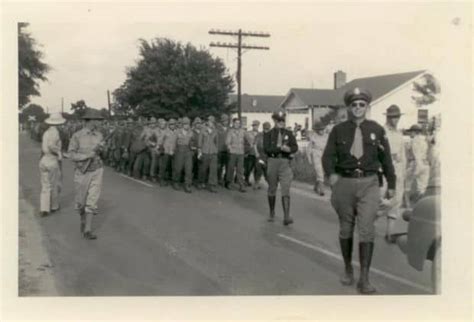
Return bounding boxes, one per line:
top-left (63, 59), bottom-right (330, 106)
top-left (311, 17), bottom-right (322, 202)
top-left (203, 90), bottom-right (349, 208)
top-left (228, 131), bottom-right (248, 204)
top-left (229, 94), bottom-right (285, 129)
top-left (281, 70), bottom-right (441, 130)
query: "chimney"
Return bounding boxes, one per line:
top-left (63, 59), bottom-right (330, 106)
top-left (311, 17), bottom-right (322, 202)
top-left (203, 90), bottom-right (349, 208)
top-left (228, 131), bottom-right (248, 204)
top-left (334, 70), bottom-right (347, 89)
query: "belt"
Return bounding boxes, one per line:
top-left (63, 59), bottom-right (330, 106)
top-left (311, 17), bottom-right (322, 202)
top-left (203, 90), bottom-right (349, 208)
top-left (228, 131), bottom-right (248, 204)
top-left (340, 169), bottom-right (377, 178)
top-left (268, 153), bottom-right (290, 159)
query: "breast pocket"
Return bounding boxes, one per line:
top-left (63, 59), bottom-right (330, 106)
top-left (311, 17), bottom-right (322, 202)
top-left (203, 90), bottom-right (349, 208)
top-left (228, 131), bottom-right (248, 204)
top-left (363, 137), bottom-right (379, 157)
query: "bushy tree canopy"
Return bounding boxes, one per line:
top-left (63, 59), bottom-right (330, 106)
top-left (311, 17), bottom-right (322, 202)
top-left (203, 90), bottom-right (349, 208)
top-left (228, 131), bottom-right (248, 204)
top-left (113, 38), bottom-right (235, 119)
top-left (18, 23), bottom-right (50, 108)
top-left (412, 73), bottom-right (441, 107)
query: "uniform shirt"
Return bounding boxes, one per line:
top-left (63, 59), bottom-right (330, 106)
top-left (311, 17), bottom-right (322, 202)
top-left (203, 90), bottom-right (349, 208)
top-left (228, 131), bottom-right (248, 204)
top-left (121, 125), bottom-right (133, 150)
top-left (322, 119), bottom-right (396, 189)
top-left (198, 126), bottom-right (218, 154)
top-left (151, 127), bottom-right (166, 150)
top-left (226, 128), bottom-right (246, 155)
top-left (384, 125), bottom-right (405, 165)
top-left (129, 125), bottom-right (147, 153)
top-left (175, 128), bottom-right (194, 146)
top-left (263, 127), bottom-right (298, 158)
top-left (244, 130), bottom-right (259, 155)
top-left (255, 132), bottom-right (266, 158)
top-left (68, 127), bottom-right (104, 172)
top-left (217, 124), bottom-right (229, 152)
top-left (190, 128), bottom-right (201, 151)
top-left (162, 129), bottom-right (177, 155)
top-left (111, 126), bottom-right (124, 149)
top-left (41, 126), bottom-right (62, 160)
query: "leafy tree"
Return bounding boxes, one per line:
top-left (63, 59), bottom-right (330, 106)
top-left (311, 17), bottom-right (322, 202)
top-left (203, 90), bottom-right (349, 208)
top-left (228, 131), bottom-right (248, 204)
top-left (18, 23), bottom-right (50, 108)
top-left (20, 103), bottom-right (47, 123)
top-left (412, 73), bottom-right (441, 107)
top-left (114, 38), bottom-right (235, 119)
top-left (70, 100), bottom-right (88, 118)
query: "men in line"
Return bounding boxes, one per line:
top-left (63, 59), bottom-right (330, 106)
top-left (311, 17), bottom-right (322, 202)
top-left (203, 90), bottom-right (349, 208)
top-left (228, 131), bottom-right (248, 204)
top-left (322, 87), bottom-right (396, 294)
top-left (173, 117), bottom-right (194, 193)
top-left (160, 118), bottom-right (177, 186)
top-left (264, 111), bottom-right (298, 225)
top-left (306, 120), bottom-right (329, 196)
top-left (244, 120), bottom-right (260, 186)
top-left (197, 115), bottom-right (219, 192)
top-left (225, 118), bottom-right (247, 192)
top-left (67, 109), bottom-right (107, 240)
top-left (149, 118), bottom-right (167, 182)
top-left (39, 113), bottom-right (66, 217)
top-left (380, 105), bottom-right (406, 242)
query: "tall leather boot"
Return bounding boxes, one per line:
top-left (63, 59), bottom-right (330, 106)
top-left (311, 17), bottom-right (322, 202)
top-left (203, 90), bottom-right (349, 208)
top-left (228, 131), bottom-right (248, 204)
top-left (267, 196), bottom-right (276, 222)
top-left (339, 238), bottom-right (354, 285)
top-left (282, 196), bottom-right (293, 226)
top-left (357, 242), bottom-right (376, 294)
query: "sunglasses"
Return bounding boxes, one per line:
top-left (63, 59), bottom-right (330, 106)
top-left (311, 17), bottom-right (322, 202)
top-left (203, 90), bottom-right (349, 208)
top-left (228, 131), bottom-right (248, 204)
top-left (351, 102), bottom-right (367, 108)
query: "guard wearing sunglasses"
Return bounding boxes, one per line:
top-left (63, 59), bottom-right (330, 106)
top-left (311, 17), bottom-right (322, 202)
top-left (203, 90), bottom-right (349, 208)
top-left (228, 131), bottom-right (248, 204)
top-left (322, 87), bottom-right (396, 294)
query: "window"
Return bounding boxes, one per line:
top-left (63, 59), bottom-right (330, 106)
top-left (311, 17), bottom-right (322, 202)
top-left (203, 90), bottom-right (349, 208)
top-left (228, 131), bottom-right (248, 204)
top-left (418, 109), bottom-right (429, 124)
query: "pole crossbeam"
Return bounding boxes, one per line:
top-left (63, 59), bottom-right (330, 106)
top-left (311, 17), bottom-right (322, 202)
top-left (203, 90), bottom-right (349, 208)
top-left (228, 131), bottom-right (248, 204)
top-left (209, 28), bottom-right (270, 121)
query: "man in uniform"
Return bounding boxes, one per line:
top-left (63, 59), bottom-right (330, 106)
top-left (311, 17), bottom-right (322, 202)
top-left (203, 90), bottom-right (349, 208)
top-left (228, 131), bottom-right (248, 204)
top-left (253, 121), bottom-right (271, 189)
top-left (160, 118), bottom-right (177, 186)
top-left (216, 114), bottom-right (230, 186)
top-left (172, 117), bottom-right (194, 193)
top-left (149, 118), bottom-right (167, 182)
top-left (380, 105), bottom-right (407, 242)
top-left (198, 115), bottom-right (219, 192)
top-left (306, 119), bottom-right (329, 196)
top-left (264, 111), bottom-right (298, 225)
top-left (225, 118), bottom-right (247, 192)
top-left (191, 117), bottom-right (203, 186)
top-left (119, 118), bottom-right (134, 174)
top-left (244, 120), bottom-right (260, 186)
top-left (67, 109), bottom-right (106, 240)
top-left (322, 87), bottom-right (396, 294)
top-left (39, 113), bottom-right (66, 217)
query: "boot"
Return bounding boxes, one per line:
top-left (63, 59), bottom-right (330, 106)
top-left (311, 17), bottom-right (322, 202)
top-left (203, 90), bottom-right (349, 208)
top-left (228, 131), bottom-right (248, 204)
top-left (282, 196), bottom-right (293, 226)
top-left (83, 231), bottom-right (97, 240)
top-left (267, 196), bottom-right (276, 222)
top-left (316, 181), bottom-right (325, 196)
top-left (357, 242), bottom-right (376, 294)
top-left (339, 238), bottom-right (354, 285)
top-left (184, 184), bottom-right (192, 193)
top-left (173, 182), bottom-right (181, 191)
top-left (40, 211), bottom-right (49, 217)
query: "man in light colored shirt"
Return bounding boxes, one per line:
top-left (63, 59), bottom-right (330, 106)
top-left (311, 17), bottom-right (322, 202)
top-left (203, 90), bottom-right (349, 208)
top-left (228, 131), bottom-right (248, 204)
top-left (198, 115), bottom-right (219, 192)
top-left (225, 118), bottom-right (246, 192)
top-left (172, 117), bottom-right (194, 193)
top-left (306, 120), bottom-right (329, 196)
top-left (150, 118), bottom-right (167, 182)
top-left (159, 118), bottom-right (177, 186)
top-left (405, 124), bottom-right (430, 205)
top-left (39, 113), bottom-right (66, 217)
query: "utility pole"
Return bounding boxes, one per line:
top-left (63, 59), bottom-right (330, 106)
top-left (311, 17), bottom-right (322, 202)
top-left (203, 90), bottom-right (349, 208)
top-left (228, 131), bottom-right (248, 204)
top-left (209, 29), bottom-right (270, 121)
top-left (61, 97), bottom-right (64, 113)
top-left (107, 90), bottom-right (112, 117)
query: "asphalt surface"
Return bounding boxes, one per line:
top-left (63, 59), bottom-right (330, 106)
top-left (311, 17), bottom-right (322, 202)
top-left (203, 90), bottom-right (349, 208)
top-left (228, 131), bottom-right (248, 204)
top-left (19, 133), bottom-right (433, 296)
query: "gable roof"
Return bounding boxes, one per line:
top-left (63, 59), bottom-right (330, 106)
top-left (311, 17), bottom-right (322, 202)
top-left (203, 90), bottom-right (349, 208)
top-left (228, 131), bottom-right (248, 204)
top-left (228, 94), bottom-right (286, 113)
top-left (283, 70), bottom-right (427, 109)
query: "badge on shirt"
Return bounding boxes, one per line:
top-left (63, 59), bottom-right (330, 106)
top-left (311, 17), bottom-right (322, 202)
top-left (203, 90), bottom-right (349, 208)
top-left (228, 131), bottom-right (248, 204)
top-left (370, 133), bottom-right (376, 141)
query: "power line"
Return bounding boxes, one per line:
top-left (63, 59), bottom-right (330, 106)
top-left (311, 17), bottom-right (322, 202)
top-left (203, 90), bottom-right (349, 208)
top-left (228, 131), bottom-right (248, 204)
top-left (209, 29), bottom-right (270, 121)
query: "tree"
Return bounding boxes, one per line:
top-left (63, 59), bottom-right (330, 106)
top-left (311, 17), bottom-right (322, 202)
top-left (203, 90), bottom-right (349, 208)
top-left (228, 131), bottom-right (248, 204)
top-left (70, 100), bottom-right (88, 118)
top-left (114, 38), bottom-right (235, 119)
top-left (18, 23), bottom-right (50, 109)
top-left (412, 73), bottom-right (441, 107)
top-left (20, 103), bottom-right (47, 123)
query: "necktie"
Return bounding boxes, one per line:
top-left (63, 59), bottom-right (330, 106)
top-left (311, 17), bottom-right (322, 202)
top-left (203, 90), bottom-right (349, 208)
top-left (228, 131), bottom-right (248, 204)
top-left (277, 130), bottom-right (282, 148)
top-left (351, 125), bottom-right (364, 159)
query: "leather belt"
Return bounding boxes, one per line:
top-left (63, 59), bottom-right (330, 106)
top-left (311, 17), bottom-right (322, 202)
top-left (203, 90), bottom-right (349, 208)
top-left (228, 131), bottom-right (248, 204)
top-left (340, 169), bottom-right (377, 178)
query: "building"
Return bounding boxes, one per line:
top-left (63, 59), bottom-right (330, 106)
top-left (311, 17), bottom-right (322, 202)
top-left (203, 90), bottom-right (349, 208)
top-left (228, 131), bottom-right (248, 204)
top-left (229, 94), bottom-right (285, 129)
top-left (281, 70), bottom-right (441, 130)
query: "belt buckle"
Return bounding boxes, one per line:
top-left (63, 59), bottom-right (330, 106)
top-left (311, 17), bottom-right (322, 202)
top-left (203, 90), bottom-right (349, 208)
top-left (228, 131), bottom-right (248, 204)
top-left (354, 169), bottom-right (363, 178)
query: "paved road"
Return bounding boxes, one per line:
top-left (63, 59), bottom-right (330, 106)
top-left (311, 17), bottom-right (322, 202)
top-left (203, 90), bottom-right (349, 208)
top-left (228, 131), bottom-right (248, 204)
top-left (19, 133), bottom-right (433, 296)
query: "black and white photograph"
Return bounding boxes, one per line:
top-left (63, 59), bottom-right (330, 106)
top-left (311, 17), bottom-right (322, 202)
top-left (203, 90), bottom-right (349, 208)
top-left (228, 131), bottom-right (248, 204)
top-left (1, 1), bottom-right (472, 321)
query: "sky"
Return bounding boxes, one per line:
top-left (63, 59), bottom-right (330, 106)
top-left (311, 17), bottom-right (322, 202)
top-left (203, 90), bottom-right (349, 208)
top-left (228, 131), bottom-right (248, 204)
top-left (19, 2), bottom-right (470, 114)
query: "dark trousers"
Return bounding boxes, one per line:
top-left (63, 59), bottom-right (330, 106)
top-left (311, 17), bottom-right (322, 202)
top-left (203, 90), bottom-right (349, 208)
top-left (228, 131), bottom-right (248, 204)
top-left (193, 153), bottom-right (201, 183)
top-left (244, 154), bottom-right (256, 183)
top-left (217, 151), bottom-right (229, 184)
top-left (133, 150), bottom-right (151, 178)
top-left (199, 154), bottom-right (218, 186)
top-left (150, 151), bottom-right (160, 178)
top-left (159, 154), bottom-right (173, 182)
top-left (226, 153), bottom-right (244, 186)
top-left (127, 151), bottom-right (138, 175)
top-left (173, 146), bottom-right (194, 185)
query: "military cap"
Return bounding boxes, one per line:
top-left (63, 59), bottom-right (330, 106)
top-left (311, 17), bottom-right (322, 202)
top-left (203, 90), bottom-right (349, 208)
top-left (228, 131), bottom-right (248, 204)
top-left (82, 109), bottom-right (104, 120)
top-left (193, 117), bottom-right (202, 124)
top-left (45, 112), bottom-right (66, 125)
top-left (149, 116), bottom-right (157, 124)
top-left (384, 104), bottom-right (403, 117)
top-left (220, 114), bottom-right (229, 121)
top-left (208, 115), bottom-right (216, 122)
top-left (252, 120), bottom-right (260, 126)
top-left (157, 118), bottom-right (165, 123)
top-left (271, 110), bottom-right (286, 122)
top-left (408, 124), bottom-right (423, 132)
top-left (176, 118), bottom-right (183, 124)
top-left (168, 118), bottom-right (177, 125)
top-left (313, 120), bottom-right (326, 130)
top-left (344, 87), bottom-right (372, 106)
top-left (126, 117), bottom-right (134, 123)
top-left (182, 117), bottom-right (191, 124)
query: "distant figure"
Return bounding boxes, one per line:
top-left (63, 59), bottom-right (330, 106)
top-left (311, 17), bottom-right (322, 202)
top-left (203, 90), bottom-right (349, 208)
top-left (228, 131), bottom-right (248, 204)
top-left (405, 124), bottom-right (430, 206)
top-left (306, 120), bottom-right (328, 196)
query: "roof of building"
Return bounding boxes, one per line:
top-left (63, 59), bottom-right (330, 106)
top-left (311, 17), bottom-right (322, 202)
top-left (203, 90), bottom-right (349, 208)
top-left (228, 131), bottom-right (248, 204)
top-left (283, 70), bottom-right (427, 109)
top-left (228, 94), bottom-right (286, 113)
